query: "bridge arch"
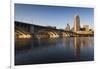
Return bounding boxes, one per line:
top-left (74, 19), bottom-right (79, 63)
top-left (35, 29), bottom-right (59, 39)
top-left (61, 32), bottom-right (70, 37)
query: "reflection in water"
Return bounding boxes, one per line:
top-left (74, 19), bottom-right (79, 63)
top-left (73, 37), bottom-right (94, 59)
top-left (15, 37), bottom-right (94, 65)
top-left (15, 39), bottom-right (32, 50)
top-left (62, 37), bottom-right (70, 47)
top-left (31, 38), bottom-right (57, 48)
top-left (74, 37), bottom-right (81, 59)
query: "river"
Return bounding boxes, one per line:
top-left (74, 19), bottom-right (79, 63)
top-left (15, 37), bottom-right (94, 65)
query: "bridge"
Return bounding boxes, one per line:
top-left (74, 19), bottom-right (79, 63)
top-left (15, 21), bottom-right (93, 39)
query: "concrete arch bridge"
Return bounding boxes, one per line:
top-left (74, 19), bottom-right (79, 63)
top-left (15, 21), bottom-right (74, 39)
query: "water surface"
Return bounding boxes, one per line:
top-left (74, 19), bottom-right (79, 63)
top-left (15, 37), bottom-right (94, 65)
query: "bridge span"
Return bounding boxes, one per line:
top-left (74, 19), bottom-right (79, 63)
top-left (15, 21), bottom-right (93, 39)
top-left (15, 21), bottom-right (75, 39)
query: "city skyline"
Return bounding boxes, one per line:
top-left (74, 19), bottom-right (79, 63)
top-left (15, 4), bottom-right (94, 29)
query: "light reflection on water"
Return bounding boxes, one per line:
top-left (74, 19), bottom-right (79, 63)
top-left (15, 37), bottom-right (94, 65)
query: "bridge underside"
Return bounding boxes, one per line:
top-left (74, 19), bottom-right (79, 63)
top-left (34, 31), bottom-right (70, 39)
top-left (15, 27), bottom-right (31, 39)
top-left (15, 27), bottom-right (70, 39)
top-left (15, 29), bottom-right (70, 39)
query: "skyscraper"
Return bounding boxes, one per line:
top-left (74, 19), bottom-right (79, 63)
top-left (74, 15), bottom-right (80, 32)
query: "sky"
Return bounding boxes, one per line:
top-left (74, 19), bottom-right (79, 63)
top-left (15, 3), bottom-right (94, 29)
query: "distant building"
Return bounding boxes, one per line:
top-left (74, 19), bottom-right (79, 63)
top-left (73, 15), bottom-right (80, 32)
top-left (66, 24), bottom-right (70, 31)
top-left (83, 25), bottom-right (89, 31)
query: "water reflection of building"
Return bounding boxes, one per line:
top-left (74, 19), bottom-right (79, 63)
top-left (73, 37), bottom-right (93, 59)
top-left (74, 37), bottom-right (80, 58)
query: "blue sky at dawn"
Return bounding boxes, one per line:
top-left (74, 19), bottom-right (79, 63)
top-left (15, 4), bottom-right (94, 29)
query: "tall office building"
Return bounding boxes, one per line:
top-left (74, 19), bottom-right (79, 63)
top-left (73, 15), bottom-right (80, 32)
